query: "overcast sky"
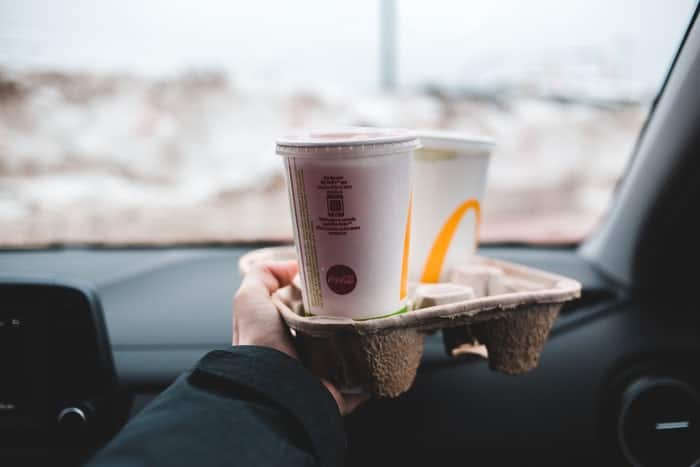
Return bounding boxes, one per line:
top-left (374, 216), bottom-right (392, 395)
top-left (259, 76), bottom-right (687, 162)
top-left (0, 0), bottom-right (696, 92)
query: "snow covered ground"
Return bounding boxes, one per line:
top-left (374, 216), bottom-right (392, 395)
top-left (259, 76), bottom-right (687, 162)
top-left (0, 69), bottom-right (647, 246)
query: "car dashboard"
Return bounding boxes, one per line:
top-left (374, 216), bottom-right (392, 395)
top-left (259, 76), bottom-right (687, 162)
top-left (1, 245), bottom-right (698, 466)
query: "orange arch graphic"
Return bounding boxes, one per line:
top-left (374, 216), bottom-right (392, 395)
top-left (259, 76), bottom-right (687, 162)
top-left (420, 199), bottom-right (481, 283)
top-left (400, 194), bottom-right (412, 299)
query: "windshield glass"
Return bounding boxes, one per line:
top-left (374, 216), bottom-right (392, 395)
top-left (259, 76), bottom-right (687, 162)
top-left (0, 0), bottom-right (696, 247)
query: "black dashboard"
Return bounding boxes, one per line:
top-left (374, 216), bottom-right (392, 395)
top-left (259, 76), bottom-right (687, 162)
top-left (1, 245), bottom-right (699, 466)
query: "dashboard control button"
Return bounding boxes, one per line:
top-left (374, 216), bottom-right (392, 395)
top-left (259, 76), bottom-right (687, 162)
top-left (57, 406), bottom-right (91, 434)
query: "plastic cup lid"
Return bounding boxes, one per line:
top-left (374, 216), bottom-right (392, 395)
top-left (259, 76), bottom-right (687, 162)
top-left (418, 130), bottom-right (495, 152)
top-left (276, 127), bottom-right (420, 158)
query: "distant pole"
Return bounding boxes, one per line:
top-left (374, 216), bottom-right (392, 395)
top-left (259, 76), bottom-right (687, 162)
top-left (379, 0), bottom-right (397, 91)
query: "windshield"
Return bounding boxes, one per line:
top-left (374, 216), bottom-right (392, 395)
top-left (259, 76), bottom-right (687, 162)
top-left (0, 0), bottom-right (696, 247)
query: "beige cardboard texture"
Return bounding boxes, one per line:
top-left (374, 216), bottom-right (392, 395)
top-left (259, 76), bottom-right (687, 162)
top-left (239, 247), bottom-right (581, 397)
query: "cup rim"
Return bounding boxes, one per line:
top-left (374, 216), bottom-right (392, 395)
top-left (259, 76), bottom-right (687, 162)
top-left (418, 130), bottom-right (495, 152)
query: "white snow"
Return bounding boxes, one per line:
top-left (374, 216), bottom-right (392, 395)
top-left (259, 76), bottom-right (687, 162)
top-left (0, 70), bottom-right (648, 245)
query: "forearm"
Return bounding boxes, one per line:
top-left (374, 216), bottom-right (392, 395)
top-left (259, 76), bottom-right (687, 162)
top-left (88, 347), bottom-right (347, 467)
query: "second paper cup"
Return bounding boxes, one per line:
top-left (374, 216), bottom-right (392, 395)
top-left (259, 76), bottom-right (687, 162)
top-left (410, 131), bottom-right (494, 283)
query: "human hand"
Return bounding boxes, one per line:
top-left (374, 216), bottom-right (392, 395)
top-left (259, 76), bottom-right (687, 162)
top-left (233, 260), bottom-right (368, 415)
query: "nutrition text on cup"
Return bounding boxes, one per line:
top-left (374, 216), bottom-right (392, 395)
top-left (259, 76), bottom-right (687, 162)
top-left (317, 176), bottom-right (360, 236)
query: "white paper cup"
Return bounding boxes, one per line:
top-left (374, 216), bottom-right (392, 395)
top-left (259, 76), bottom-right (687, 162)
top-left (410, 131), bottom-right (494, 283)
top-left (277, 128), bottom-right (420, 320)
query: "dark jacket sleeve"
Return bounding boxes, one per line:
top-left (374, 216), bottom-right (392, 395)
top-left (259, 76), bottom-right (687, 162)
top-left (87, 346), bottom-right (347, 467)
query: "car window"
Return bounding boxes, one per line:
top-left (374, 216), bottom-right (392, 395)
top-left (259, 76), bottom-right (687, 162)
top-left (0, 0), bottom-right (696, 247)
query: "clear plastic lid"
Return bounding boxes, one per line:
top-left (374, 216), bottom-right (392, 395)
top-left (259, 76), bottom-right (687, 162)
top-left (418, 130), bottom-right (495, 153)
top-left (276, 127), bottom-right (420, 158)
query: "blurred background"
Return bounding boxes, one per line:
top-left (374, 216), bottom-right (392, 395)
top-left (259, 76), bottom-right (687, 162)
top-left (0, 0), bottom-right (696, 246)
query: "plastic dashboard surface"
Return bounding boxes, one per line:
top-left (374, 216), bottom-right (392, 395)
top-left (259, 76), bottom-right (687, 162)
top-left (0, 247), bottom-right (603, 387)
top-left (0, 246), bottom-right (605, 388)
top-left (2, 245), bottom-right (699, 465)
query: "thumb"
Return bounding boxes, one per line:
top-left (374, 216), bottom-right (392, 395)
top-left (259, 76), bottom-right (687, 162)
top-left (238, 260), bottom-right (299, 298)
top-left (233, 260), bottom-right (298, 347)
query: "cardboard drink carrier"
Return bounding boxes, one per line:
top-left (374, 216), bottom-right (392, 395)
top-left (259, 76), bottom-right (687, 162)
top-left (239, 246), bottom-right (581, 398)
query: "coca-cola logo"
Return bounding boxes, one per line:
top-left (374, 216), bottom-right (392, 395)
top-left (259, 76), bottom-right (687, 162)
top-left (326, 264), bottom-right (357, 295)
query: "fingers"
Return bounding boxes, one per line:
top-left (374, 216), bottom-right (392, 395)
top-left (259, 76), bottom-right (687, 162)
top-left (342, 393), bottom-right (370, 414)
top-left (234, 260), bottom-right (373, 412)
top-left (263, 260), bottom-right (299, 289)
top-left (321, 379), bottom-right (371, 416)
top-left (238, 260), bottom-right (299, 297)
